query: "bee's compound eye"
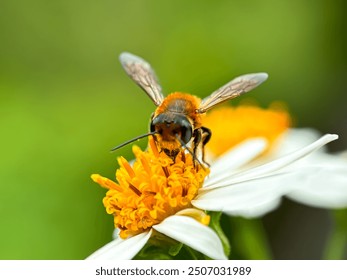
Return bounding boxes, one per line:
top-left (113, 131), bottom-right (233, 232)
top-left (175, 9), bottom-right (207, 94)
top-left (150, 115), bottom-right (164, 133)
top-left (150, 121), bottom-right (155, 133)
top-left (180, 124), bottom-right (193, 144)
top-left (172, 115), bottom-right (192, 144)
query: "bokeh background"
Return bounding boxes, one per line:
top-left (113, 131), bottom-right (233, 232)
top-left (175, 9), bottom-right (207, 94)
top-left (1, 0), bottom-right (346, 259)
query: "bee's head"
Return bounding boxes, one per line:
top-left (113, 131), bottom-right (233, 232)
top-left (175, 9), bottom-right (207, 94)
top-left (150, 113), bottom-right (193, 144)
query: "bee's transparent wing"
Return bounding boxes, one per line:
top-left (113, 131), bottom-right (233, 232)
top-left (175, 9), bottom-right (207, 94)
top-left (197, 73), bottom-right (268, 113)
top-left (119, 52), bottom-right (164, 106)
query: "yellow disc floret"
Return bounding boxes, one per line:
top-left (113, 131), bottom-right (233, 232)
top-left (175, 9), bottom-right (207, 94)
top-left (91, 137), bottom-right (209, 239)
top-left (203, 104), bottom-right (291, 157)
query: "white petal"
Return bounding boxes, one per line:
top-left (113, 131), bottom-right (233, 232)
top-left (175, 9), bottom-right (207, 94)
top-left (248, 130), bottom-right (347, 209)
top-left (86, 230), bottom-right (152, 260)
top-left (203, 134), bottom-right (338, 191)
top-left (208, 138), bottom-right (267, 174)
top-left (243, 128), bottom-right (322, 168)
top-left (286, 163), bottom-right (347, 208)
top-left (204, 138), bottom-right (268, 187)
top-left (112, 228), bottom-right (120, 239)
top-left (193, 172), bottom-right (293, 218)
top-left (272, 128), bottom-right (326, 157)
top-left (224, 198), bottom-right (282, 218)
top-left (272, 131), bottom-right (347, 208)
top-left (153, 215), bottom-right (227, 260)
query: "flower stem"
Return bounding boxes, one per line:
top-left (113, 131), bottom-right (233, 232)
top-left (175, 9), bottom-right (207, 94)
top-left (229, 217), bottom-right (272, 260)
top-left (209, 212), bottom-right (231, 257)
top-left (323, 209), bottom-right (347, 259)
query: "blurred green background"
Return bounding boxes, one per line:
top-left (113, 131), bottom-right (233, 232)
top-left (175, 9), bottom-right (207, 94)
top-left (1, 0), bottom-right (346, 259)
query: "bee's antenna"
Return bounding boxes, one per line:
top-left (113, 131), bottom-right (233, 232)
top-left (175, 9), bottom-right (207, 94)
top-left (110, 131), bottom-right (158, 152)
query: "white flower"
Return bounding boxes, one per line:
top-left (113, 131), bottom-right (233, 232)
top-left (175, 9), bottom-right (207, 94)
top-left (87, 132), bottom-right (338, 260)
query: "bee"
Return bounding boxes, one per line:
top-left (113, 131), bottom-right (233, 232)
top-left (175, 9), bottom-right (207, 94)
top-left (112, 52), bottom-right (268, 165)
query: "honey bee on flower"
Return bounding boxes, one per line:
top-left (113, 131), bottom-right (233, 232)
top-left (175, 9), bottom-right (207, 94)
top-left (88, 53), bottom-right (340, 260)
top-left (112, 52), bottom-right (268, 165)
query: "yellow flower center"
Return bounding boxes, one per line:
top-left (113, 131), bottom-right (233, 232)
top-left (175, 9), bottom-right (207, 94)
top-left (91, 137), bottom-right (209, 239)
top-left (203, 104), bottom-right (291, 157)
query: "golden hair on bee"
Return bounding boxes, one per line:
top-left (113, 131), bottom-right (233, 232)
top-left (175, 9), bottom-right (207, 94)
top-left (155, 92), bottom-right (203, 128)
top-left (113, 52), bottom-right (268, 166)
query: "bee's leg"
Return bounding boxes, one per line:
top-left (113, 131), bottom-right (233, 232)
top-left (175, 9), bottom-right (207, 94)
top-left (201, 126), bottom-right (211, 146)
top-left (193, 127), bottom-right (211, 167)
top-left (192, 129), bottom-right (202, 167)
top-left (201, 126), bottom-right (211, 167)
top-left (175, 134), bottom-right (204, 168)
